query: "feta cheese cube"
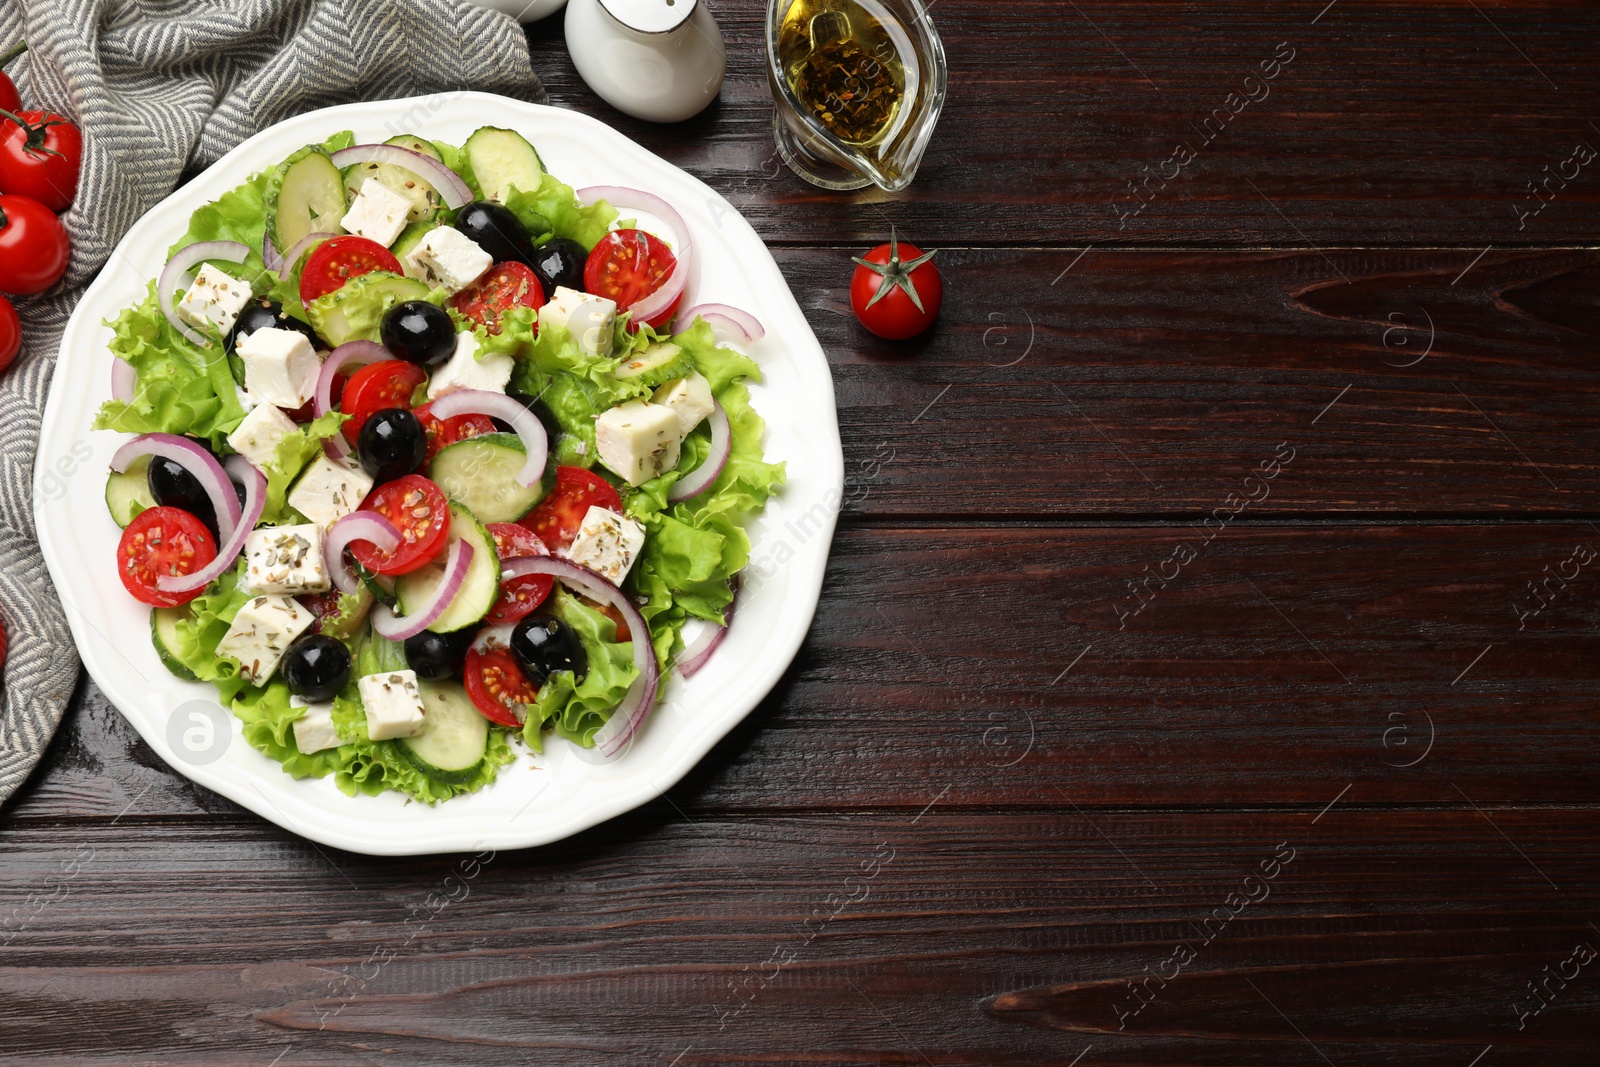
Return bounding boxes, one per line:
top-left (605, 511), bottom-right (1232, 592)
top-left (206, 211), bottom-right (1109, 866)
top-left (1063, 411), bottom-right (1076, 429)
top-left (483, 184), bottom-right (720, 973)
top-left (176, 264), bottom-right (254, 337)
top-left (288, 453), bottom-right (374, 527)
top-left (237, 326), bottom-right (322, 409)
top-left (291, 697), bottom-right (342, 754)
top-left (652, 373), bottom-right (715, 438)
top-left (243, 523), bottom-right (330, 595)
top-left (339, 178), bottom-right (411, 247)
top-left (425, 330), bottom-right (515, 400)
top-left (401, 226), bottom-right (491, 293)
top-left (227, 402), bottom-right (297, 470)
top-left (563, 506), bottom-right (646, 584)
top-left (538, 285), bottom-right (616, 358)
top-left (595, 399), bottom-right (681, 486)
top-left (357, 670), bottom-right (427, 740)
top-left (217, 594), bottom-right (315, 686)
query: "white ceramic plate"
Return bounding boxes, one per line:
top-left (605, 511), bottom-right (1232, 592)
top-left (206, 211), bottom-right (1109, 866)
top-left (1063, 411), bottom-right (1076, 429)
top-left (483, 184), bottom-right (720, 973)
top-left (35, 94), bottom-right (842, 856)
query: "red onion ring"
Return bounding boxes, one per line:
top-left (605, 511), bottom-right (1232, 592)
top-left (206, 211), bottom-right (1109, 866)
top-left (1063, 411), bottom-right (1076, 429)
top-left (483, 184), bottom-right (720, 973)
top-left (262, 231), bottom-right (281, 274)
top-left (111, 433), bottom-right (243, 543)
top-left (275, 231), bottom-right (336, 282)
top-left (666, 401), bottom-right (729, 502)
top-left (678, 303), bottom-right (764, 345)
top-left (370, 537), bottom-right (475, 640)
top-left (499, 556), bottom-right (658, 757)
top-left (330, 144), bottom-right (473, 209)
top-left (158, 455), bottom-right (265, 594)
top-left (324, 511), bottom-right (402, 595)
top-left (426, 390), bottom-right (548, 486)
top-left (577, 186), bottom-right (691, 325)
top-left (315, 340), bottom-right (390, 460)
top-left (111, 358), bottom-right (136, 403)
top-left (158, 240), bottom-right (251, 346)
top-left (677, 579), bottom-right (737, 678)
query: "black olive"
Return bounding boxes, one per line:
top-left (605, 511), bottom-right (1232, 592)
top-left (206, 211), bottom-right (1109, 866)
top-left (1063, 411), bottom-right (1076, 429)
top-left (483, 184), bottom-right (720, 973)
top-left (455, 201), bottom-right (533, 267)
top-left (282, 634), bottom-right (352, 702)
top-left (510, 614), bottom-right (587, 686)
top-left (357, 407), bottom-right (426, 482)
top-left (225, 297), bottom-right (322, 357)
top-left (148, 455), bottom-right (213, 517)
top-left (404, 628), bottom-right (477, 681)
top-left (529, 237), bottom-right (587, 295)
top-left (380, 300), bottom-right (456, 366)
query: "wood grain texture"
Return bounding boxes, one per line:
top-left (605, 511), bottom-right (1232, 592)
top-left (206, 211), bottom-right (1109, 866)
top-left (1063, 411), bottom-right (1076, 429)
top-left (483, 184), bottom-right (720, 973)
top-left (527, 2), bottom-right (1600, 247)
top-left (11, 523), bottom-right (1600, 823)
top-left (0, 811), bottom-right (1595, 1065)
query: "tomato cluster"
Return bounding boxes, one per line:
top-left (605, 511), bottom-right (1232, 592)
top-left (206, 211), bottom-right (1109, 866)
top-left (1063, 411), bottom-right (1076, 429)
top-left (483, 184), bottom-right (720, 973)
top-left (0, 40), bottom-right (83, 375)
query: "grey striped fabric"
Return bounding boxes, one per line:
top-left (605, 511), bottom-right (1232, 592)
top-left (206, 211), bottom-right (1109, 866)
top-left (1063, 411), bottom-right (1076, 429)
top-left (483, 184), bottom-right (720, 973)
top-left (0, 0), bottom-right (546, 804)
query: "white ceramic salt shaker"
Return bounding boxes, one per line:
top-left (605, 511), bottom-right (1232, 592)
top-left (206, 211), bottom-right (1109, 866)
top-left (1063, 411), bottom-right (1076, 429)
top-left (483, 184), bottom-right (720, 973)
top-left (564, 0), bottom-right (726, 123)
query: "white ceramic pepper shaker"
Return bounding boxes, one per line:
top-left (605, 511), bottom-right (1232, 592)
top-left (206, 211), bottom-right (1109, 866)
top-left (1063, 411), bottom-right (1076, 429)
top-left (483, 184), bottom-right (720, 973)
top-left (564, 0), bottom-right (727, 123)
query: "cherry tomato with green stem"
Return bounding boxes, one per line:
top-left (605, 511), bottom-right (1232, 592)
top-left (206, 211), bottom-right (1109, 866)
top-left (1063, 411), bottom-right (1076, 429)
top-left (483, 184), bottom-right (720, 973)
top-left (0, 194), bottom-right (68, 295)
top-left (850, 229), bottom-right (942, 340)
top-left (0, 107), bottom-right (81, 212)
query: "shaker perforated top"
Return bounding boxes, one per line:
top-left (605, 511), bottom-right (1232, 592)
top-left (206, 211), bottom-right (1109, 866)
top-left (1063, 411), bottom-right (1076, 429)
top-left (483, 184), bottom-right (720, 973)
top-left (597, 0), bottom-right (697, 34)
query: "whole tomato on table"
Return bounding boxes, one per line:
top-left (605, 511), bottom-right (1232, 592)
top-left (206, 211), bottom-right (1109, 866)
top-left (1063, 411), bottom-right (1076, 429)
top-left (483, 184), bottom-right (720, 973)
top-left (0, 107), bottom-right (81, 213)
top-left (850, 229), bottom-right (943, 340)
top-left (0, 194), bottom-right (69, 295)
top-left (0, 295), bottom-right (19, 372)
top-left (0, 42), bottom-right (24, 115)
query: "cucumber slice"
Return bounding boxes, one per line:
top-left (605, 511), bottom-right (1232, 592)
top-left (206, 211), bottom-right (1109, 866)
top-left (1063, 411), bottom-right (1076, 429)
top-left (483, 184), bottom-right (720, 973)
top-left (614, 342), bottom-right (691, 387)
top-left (315, 585), bottom-right (376, 641)
top-left (150, 607), bottom-right (199, 681)
top-left (105, 455), bottom-right (155, 528)
top-left (341, 135), bottom-right (446, 224)
top-left (428, 433), bottom-right (548, 524)
top-left (306, 271), bottom-right (431, 347)
top-left (463, 127), bottom-right (545, 204)
top-left (395, 503), bottom-right (500, 633)
top-left (268, 146), bottom-right (348, 258)
top-left (391, 219), bottom-right (441, 262)
top-left (401, 681), bottom-right (490, 782)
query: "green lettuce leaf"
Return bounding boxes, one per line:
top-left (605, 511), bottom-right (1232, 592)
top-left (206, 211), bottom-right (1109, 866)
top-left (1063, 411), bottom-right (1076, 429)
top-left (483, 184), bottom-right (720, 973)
top-left (505, 173), bottom-right (617, 251)
top-left (263, 410), bottom-right (348, 523)
top-left (519, 589), bottom-right (639, 752)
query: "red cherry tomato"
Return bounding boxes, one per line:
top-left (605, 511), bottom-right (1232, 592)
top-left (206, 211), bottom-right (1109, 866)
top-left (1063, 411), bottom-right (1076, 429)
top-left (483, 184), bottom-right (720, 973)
top-left (464, 636), bottom-right (539, 727)
top-left (850, 234), bottom-right (942, 340)
top-left (0, 194), bottom-right (67, 295)
top-left (0, 295), bottom-right (18, 373)
top-left (349, 475), bottom-right (451, 577)
top-left (299, 236), bottom-right (402, 303)
top-left (583, 228), bottom-right (680, 330)
top-left (449, 262), bottom-right (545, 335)
top-left (519, 465), bottom-right (622, 553)
top-left (0, 42), bottom-right (25, 115)
top-left (116, 507), bottom-right (218, 608)
top-left (484, 523), bottom-right (553, 626)
top-left (0, 109), bottom-right (80, 213)
top-left (414, 400), bottom-right (496, 463)
top-left (339, 359), bottom-right (426, 444)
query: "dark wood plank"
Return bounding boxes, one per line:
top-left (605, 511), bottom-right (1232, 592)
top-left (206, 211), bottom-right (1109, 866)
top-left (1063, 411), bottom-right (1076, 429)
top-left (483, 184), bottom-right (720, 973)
top-left (793, 246), bottom-right (1600, 518)
top-left (11, 522), bottom-right (1600, 824)
top-left (1, 810), bottom-right (1596, 1065)
top-left (527, 2), bottom-right (1600, 247)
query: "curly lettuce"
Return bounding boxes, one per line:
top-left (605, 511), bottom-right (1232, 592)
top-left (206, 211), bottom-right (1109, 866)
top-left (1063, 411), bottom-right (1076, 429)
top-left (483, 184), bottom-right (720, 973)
top-left (504, 173), bottom-right (618, 251)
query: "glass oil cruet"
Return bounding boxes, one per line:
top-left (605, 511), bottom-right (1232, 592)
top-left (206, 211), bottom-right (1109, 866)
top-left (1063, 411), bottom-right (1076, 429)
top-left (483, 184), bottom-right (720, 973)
top-left (766, 0), bottom-right (947, 191)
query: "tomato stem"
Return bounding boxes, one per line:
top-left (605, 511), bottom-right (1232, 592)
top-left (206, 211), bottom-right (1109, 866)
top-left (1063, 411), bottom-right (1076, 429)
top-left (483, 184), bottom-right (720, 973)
top-left (0, 107), bottom-right (66, 157)
top-left (852, 225), bottom-right (939, 313)
top-left (0, 41), bottom-right (26, 68)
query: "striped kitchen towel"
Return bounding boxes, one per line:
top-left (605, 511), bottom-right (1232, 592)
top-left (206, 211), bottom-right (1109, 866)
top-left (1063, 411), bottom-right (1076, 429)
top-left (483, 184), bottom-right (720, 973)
top-left (0, 0), bottom-right (545, 804)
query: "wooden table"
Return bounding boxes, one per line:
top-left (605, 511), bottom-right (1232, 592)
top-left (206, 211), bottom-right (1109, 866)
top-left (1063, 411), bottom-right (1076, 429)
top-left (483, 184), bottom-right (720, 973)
top-left (6, 2), bottom-right (1600, 1062)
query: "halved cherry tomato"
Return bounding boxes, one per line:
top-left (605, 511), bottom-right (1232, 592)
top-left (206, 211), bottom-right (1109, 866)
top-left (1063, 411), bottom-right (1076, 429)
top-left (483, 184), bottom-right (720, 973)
top-left (299, 236), bottom-right (402, 303)
top-left (464, 637), bottom-right (538, 727)
top-left (485, 522), bottom-right (553, 626)
top-left (519, 465), bottom-right (622, 552)
top-left (414, 400), bottom-right (496, 463)
top-left (116, 506), bottom-right (217, 607)
top-left (340, 359), bottom-right (426, 444)
top-left (590, 599), bottom-right (632, 644)
top-left (450, 262), bottom-right (545, 335)
top-left (349, 475), bottom-right (450, 576)
top-left (583, 228), bottom-right (680, 330)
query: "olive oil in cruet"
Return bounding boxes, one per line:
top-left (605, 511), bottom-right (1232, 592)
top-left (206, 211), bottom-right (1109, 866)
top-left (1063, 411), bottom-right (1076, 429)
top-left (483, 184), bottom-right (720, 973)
top-left (777, 0), bottom-right (912, 148)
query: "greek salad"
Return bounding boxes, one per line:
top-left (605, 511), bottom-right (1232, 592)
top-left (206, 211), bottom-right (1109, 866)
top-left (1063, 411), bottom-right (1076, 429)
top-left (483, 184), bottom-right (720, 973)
top-left (94, 126), bottom-right (784, 803)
